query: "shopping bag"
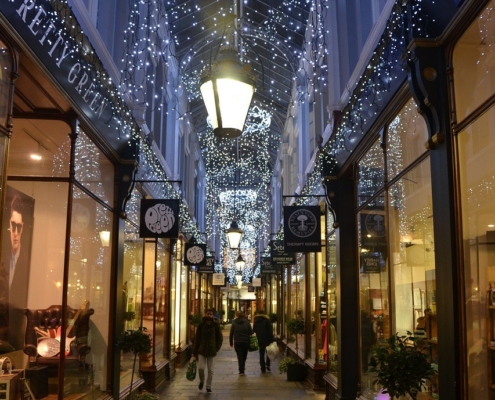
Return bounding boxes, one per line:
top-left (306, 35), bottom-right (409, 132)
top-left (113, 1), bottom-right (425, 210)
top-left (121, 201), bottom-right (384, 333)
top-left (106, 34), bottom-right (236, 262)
top-left (186, 358), bottom-right (197, 381)
top-left (266, 341), bottom-right (279, 362)
top-left (249, 334), bottom-right (259, 352)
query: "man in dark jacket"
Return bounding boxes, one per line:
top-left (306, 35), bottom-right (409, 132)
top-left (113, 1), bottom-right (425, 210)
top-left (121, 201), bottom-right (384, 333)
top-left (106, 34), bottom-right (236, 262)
top-left (193, 308), bottom-right (223, 393)
top-left (253, 310), bottom-right (275, 373)
top-left (229, 310), bottom-right (253, 375)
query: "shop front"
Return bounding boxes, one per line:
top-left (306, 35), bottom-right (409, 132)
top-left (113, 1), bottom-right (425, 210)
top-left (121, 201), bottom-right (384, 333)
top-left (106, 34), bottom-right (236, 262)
top-left (318, 1), bottom-right (495, 399)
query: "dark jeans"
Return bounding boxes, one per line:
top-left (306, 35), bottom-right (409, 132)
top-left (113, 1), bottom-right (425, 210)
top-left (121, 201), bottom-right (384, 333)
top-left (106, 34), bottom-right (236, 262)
top-left (234, 342), bottom-right (250, 373)
top-left (258, 344), bottom-right (271, 371)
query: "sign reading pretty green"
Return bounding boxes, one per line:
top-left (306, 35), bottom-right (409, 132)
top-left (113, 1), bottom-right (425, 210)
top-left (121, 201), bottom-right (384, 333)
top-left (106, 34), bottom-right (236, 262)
top-left (283, 206), bottom-right (321, 252)
top-left (139, 199), bottom-right (180, 238)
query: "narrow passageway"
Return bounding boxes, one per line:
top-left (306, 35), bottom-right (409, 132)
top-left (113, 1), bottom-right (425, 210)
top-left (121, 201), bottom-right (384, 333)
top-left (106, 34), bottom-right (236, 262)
top-left (158, 324), bottom-right (326, 399)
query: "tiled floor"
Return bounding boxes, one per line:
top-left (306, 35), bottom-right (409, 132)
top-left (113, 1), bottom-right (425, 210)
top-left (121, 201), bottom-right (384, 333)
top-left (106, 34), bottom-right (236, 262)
top-left (157, 325), bottom-right (326, 399)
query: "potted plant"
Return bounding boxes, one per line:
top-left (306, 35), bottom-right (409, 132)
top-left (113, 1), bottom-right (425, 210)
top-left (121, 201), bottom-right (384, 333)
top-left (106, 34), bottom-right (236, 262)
top-left (278, 356), bottom-right (305, 381)
top-left (286, 317), bottom-right (305, 350)
top-left (116, 327), bottom-right (152, 399)
top-left (368, 331), bottom-right (435, 399)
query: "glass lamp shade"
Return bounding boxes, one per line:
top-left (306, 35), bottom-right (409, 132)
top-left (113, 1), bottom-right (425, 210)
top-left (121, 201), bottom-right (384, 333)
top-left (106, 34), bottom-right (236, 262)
top-left (226, 219), bottom-right (243, 249)
top-left (235, 274), bottom-right (243, 288)
top-left (200, 47), bottom-right (255, 138)
top-left (235, 253), bottom-right (245, 270)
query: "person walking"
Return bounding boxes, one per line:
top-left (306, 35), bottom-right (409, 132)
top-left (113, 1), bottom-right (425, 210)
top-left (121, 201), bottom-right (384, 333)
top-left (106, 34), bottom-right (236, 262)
top-left (252, 310), bottom-right (275, 373)
top-left (229, 310), bottom-right (253, 375)
top-left (193, 308), bottom-right (223, 393)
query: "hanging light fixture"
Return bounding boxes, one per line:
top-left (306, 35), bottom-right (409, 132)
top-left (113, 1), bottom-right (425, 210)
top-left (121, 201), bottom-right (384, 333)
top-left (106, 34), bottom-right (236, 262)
top-left (200, 16), bottom-right (256, 138)
top-left (226, 138), bottom-right (243, 248)
top-left (235, 253), bottom-right (246, 270)
top-left (226, 218), bottom-right (243, 249)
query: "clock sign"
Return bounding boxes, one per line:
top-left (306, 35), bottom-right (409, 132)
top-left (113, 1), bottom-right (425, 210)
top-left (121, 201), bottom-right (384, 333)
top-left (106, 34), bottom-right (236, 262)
top-left (184, 243), bottom-right (207, 266)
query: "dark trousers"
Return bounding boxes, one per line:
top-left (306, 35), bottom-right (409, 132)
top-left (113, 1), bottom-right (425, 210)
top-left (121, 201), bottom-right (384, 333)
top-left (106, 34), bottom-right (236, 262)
top-left (234, 342), bottom-right (250, 373)
top-left (258, 344), bottom-right (271, 371)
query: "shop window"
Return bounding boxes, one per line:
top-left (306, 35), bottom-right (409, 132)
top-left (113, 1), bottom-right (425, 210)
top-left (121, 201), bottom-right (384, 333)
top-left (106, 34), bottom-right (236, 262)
top-left (0, 39), bottom-right (12, 128)
top-left (457, 107), bottom-right (495, 399)
top-left (358, 98), bottom-right (435, 396)
top-left (358, 139), bottom-right (384, 206)
top-left (454, 4), bottom-right (495, 398)
top-left (170, 240), bottom-right (178, 352)
top-left (0, 181), bottom-right (68, 352)
top-left (121, 219), bottom-right (143, 392)
top-left (326, 224), bottom-right (338, 376)
top-left (453, 1), bottom-right (495, 123)
top-left (386, 98), bottom-right (428, 180)
top-left (8, 119), bottom-right (70, 177)
top-left (75, 131), bottom-right (114, 206)
top-left (66, 187), bottom-right (113, 397)
top-left (155, 238), bottom-right (170, 363)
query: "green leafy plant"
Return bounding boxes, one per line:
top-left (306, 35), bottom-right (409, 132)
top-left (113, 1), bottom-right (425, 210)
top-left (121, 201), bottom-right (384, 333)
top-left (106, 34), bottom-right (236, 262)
top-left (278, 356), bottom-right (299, 374)
top-left (368, 332), bottom-right (434, 400)
top-left (286, 318), bottom-right (305, 347)
top-left (116, 327), bottom-right (152, 399)
top-left (286, 318), bottom-right (305, 335)
top-left (189, 313), bottom-right (202, 327)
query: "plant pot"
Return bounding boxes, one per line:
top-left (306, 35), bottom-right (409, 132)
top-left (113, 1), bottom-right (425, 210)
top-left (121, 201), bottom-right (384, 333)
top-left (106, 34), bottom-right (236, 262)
top-left (287, 363), bottom-right (305, 381)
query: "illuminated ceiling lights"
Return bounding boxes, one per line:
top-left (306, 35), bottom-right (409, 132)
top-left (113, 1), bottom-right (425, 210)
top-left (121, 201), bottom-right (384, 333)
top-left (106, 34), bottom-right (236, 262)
top-left (226, 218), bottom-right (243, 249)
top-left (199, 16), bottom-right (256, 139)
top-left (235, 252), bottom-right (246, 270)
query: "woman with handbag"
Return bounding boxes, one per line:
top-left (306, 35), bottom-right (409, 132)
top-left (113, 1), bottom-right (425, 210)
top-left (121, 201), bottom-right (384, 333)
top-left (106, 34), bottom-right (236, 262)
top-left (229, 310), bottom-right (253, 375)
top-left (253, 310), bottom-right (275, 373)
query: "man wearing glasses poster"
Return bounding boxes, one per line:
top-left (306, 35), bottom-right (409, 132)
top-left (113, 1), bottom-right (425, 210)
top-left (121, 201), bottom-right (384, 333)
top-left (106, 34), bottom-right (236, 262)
top-left (0, 186), bottom-right (34, 351)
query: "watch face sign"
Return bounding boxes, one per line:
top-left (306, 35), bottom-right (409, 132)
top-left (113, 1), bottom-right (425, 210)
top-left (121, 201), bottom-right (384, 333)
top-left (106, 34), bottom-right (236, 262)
top-left (139, 199), bottom-right (180, 238)
top-left (184, 243), bottom-right (207, 266)
top-left (283, 206), bottom-right (321, 252)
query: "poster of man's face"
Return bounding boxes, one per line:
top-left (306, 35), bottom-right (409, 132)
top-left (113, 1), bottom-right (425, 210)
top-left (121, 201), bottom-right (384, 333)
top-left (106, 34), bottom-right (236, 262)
top-left (0, 186), bottom-right (35, 350)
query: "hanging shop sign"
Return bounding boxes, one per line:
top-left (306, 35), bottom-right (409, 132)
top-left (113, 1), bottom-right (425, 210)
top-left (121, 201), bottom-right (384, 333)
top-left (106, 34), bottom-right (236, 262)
top-left (260, 256), bottom-right (279, 274)
top-left (283, 205), bottom-right (321, 252)
top-left (359, 208), bottom-right (387, 268)
top-left (252, 277), bottom-right (261, 287)
top-left (270, 240), bottom-right (295, 266)
top-left (212, 273), bottom-right (225, 286)
top-left (0, 0), bottom-right (136, 155)
top-left (360, 252), bottom-right (384, 273)
top-left (197, 256), bottom-right (215, 273)
top-left (139, 199), bottom-right (180, 238)
top-left (184, 243), bottom-right (207, 266)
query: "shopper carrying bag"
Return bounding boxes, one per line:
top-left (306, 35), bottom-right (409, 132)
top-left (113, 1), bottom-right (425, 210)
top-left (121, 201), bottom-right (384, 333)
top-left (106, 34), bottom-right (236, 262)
top-left (249, 333), bottom-right (259, 352)
top-left (186, 357), bottom-right (197, 381)
top-left (253, 310), bottom-right (276, 372)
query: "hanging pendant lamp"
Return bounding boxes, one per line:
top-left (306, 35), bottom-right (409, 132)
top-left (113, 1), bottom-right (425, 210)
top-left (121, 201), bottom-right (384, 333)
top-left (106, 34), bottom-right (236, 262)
top-left (226, 218), bottom-right (243, 249)
top-left (200, 21), bottom-right (256, 138)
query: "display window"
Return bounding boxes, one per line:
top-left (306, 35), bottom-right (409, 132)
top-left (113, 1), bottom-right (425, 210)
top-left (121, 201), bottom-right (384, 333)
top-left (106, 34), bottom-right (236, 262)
top-left (0, 39), bottom-right (12, 129)
top-left (454, 4), bottom-right (495, 397)
top-left (121, 218), bottom-right (143, 391)
top-left (326, 217), bottom-right (337, 376)
top-left (0, 119), bottom-right (115, 398)
top-left (358, 98), bottom-right (436, 396)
